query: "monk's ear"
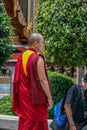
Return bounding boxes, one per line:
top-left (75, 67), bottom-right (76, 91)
top-left (33, 41), bottom-right (38, 46)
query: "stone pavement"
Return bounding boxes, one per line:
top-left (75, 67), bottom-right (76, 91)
top-left (48, 120), bottom-right (52, 130)
top-left (0, 115), bottom-right (52, 130)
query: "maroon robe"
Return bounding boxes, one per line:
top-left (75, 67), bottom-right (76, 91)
top-left (12, 48), bottom-right (52, 130)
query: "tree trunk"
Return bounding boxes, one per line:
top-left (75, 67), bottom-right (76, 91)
top-left (77, 67), bottom-right (84, 84)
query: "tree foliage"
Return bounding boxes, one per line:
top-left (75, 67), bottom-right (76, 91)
top-left (36, 0), bottom-right (87, 66)
top-left (0, 3), bottom-right (13, 68)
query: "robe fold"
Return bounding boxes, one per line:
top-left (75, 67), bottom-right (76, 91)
top-left (12, 48), bottom-right (51, 130)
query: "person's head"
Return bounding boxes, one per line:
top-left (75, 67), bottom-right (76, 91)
top-left (82, 73), bottom-right (87, 90)
top-left (28, 33), bottom-right (45, 53)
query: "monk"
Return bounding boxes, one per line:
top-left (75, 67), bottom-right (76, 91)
top-left (12, 33), bottom-right (53, 130)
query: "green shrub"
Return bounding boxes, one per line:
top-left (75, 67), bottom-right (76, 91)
top-left (0, 96), bottom-right (14, 115)
top-left (48, 71), bottom-right (74, 118)
top-left (0, 3), bottom-right (13, 68)
top-left (0, 71), bottom-right (74, 119)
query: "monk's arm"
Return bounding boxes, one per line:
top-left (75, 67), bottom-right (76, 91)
top-left (37, 56), bottom-right (53, 109)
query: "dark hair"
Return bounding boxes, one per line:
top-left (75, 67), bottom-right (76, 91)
top-left (28, 33), bottom-right (41, 45)
top-left (83, 73), bottom-right (87, 82)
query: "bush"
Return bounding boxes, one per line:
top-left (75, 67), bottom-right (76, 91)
top-left (0, 71), bottom-right (74, 119)
top-left (48, 71), bottom-right (74, 118)
top-left (0, 96), bottom-right (14, 115)
top-left (0, 3), bottom-right (13, 68)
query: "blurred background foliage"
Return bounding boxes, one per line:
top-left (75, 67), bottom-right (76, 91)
top-left (36, 0), bottom-right (87, 67)
top-left (0, 2), bottom-right (14, 68)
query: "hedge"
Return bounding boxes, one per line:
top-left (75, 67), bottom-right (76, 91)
top-left (48, 71), bottom-right (74, 118)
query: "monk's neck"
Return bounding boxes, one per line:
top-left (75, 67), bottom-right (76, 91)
top-left (28, 46), bottom-right (38, 53)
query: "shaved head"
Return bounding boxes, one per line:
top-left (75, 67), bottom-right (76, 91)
top-left (28, 33), bottom-right (43, 46)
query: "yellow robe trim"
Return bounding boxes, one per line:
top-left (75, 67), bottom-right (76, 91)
top-left (22, 50), bottom-right (35, 76)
